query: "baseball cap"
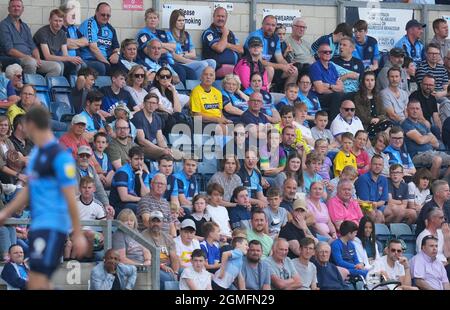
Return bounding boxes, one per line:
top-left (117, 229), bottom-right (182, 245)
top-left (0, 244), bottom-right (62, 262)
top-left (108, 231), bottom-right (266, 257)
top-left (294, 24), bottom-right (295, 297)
top-left (71, 114), bottom-right (87, 125)
top-left (292, 198), bottom-right (307, 212)
top-left (248, 36), bottom-right (263, 47)
top-left (405, 19), bottom-right (426, 30)
top-left (114, 102), bottom-right (131, 116)
top-left (149, 210), bottom-right (164, 221)
top-left (180, 219), bottom-right (196, 231)
top-left (77, 145), bottom-right (92, 156)
top-left (389, 47), bottom-right (405, 57)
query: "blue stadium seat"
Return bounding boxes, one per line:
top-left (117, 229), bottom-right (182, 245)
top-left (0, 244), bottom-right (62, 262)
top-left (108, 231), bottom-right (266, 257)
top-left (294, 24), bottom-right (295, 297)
top-left (95, 76), bottom-right (112, 89)
top-left (47, 77), bottom-right (73, 114)
top-left (24, 73), bottom-right (47, 88)
top-left (212, 79), bottom-right (222, 90)
top-left (50, 101), bottom-right (74, 123)
top-left (375, 223), bottom-right (395, 246)
top-left (389, 223), bottom-right (413, 238)
top-left (185, 79), bottom-right (200, 91)
top-left (48, 76), bottom-right (70, 89)
top-left (70, 75), bottom-right (77, 88)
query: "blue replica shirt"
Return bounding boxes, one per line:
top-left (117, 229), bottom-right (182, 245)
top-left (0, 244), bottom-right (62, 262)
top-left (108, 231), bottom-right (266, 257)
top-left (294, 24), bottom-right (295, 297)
top-left (26, 140), bottom-right (77, 233)
top-left (79, 110), bottom-right (104, 133)
top-left (174, 171), bottom-right (199, 201)
top-left (200, 240), bottom-right (221, 265)
top-left (311, 34), bottom-right (339, 57)
top-left (110, 163), bottom-right (150, 207)
top-left (395, 35), bottom-right (425, 66)
top-left (239, 110), bottom-right (269, 126)
top-left (201, 24), bottom-right (239, 66)
top-left (64, 24), bottom-right (83, 57)
top-left (79, 16), bottom-right (119, 60)
top-left (94, 152), bottom-right (113, 174)
top-left (309, 60), bottom-right (339, 85)
top-left (167, 31), bottom-right (195, 54)
top-left (243, 88), bottom-right (274, 116)
top-left (355, 172), bottom-right (389, 203)
top-left (237, 167), bottom-right (263, 199)
top-left (222, 90), bottom-right (248, 122)
top-left (352, 36), bottom-right (380, 69)
top-left (136, 27), bottom-right (174, 65)
top-left (401, 118), bottom-right (433, 158)
top-left (383, 144), bottom-right (415, 169)
top-left (244, 29), bottom-right (281, 62)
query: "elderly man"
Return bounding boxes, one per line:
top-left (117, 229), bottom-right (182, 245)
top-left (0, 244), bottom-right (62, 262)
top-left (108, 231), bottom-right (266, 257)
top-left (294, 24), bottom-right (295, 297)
top-left (105, 119), bottom-right (137, 170)
top-left (402, 100), bottom-right (450, 180)
top-left (383, 126), bottom-right (416, 177)
top-left (59, 114), bottom-right (91, 160)
top-left (411, 236), bottom-right (450, 290)
top-left (355, 155), bottom-right (387, 224)
top-left (78, 2), bottom-right (120, 76)
top-left (90, 249), bottom-right (137, 290)
top-left (310, 42), bottom-right (345, 122)
top-left (110, 146), bottom-right (150, 215)
top-left (240, 92), bottom-right (270, 139)
top-left (376, 47), bottom-right (408, 92)
top-left (416, 208), bottom-right (450, 267)
top-left (312, 242), bottom-right (346, 290)
top-left (352, 19), bottom-right (380, 71)
top-left (330, 100), bottom-right (364, 143)
top-left (395, 19), bottom-right (425, 66)
top-left (0, 244), bottom-right (28, 290)
top-left (279, 178), bottom-right (298, 214)
top-left (416, 180), bottom-right (450, 237)
top-left (245, 15), bottom-right (298, 91)
top-left (241, 240), bottom-right (271, 290)
top-left (33, 9), bottom-right (83, 79)
top-left (285, 18), bottom-right (314, 74)
top-left (371, 239), bottom-right (417, 290)
top-left (266, 238), bottom-right (302, 290)
top-left (381, 67), bottom-right (409, 124)
top-left (327, 179), bottom-right (364, 231)
top-left (246, 209), bottom-right (273, 258)
top-left (0, 0), bottom-right (61, 76)
top-left (137, 173), bottom-right (175, 236)
top-left (142, 210), bottom-right (180, 290)
top-left (201, 7), bottom-right (243, 78)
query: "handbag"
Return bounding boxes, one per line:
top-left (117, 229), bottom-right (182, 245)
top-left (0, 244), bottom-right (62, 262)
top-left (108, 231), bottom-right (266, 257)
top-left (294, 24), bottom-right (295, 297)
top-left (6, 149), bottom-right (24, 172)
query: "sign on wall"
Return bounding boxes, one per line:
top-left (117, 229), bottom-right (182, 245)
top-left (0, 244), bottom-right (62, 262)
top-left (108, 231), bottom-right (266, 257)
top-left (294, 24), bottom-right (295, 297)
top-left (262, 9), bottom-right (301, 33)
top-left (162, 4), bottom-right (212, 30)
top-left (358, 8), bottom-right (413, 51)
top-left (213, 2), bottom-right (234, 13)
top-left (123, 0), bottom-right (144, 11)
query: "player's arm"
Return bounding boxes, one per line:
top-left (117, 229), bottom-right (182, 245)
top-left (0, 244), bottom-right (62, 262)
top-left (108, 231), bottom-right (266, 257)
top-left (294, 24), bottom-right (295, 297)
top-left (0, 187), bottom-right (29, 225)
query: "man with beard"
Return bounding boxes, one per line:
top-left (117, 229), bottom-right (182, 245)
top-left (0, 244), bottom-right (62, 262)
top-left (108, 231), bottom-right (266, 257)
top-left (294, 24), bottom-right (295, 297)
top-left (142, 210), bottom-right (180, 290)
top-left (105, 118), bottom-right (138, 170)
top-left (90, 249), bottom-right (137, 290)
top-left (241, 240), bottom-right (271, 290)
top-left (246, 209), bottom-right (273, 258)
top-left (380, 67), bottom-right (409, 124)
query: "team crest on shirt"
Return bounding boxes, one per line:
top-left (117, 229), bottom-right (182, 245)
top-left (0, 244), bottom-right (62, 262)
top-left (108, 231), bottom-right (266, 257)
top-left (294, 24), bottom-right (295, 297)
top-left (102, 29), bottom-right (109, 37)
top-left (190, 183), bottom-right (195, 190)
top-left (270, 41), bottom-right (275, 47)
top-left (140, 35), bottom-right (147, 44)
top-left (207, 34), bottom-right (214, 42)
top-left (64, 163), bottom-right (76, 178)
top-left (161, 33), bottom-right (166, 39)
top-left (368, 46), bottom-right (373, 52)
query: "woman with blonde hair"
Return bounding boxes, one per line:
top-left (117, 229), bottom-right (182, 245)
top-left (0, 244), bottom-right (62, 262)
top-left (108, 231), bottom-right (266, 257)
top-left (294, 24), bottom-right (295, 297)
top-left (124, 65), bottom-right (148, 111)
top-left (221, 74), bottom-right (249, 123)
top-left (112, 208), bottom-right (152, 266)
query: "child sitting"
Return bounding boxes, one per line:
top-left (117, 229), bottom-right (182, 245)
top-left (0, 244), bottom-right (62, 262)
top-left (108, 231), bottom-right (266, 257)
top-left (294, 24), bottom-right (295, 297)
top-left (93, 132), bottom-right (114, 189)
top-left (310, 110), bottom-right (340, 150)
top-left (314, 139), bottom-right (333, 181)
top-left (179, 249), bottom-right (212, 290)
top-left (333, 132), bottom-right (357, 177)
top-left (293, 100), bottom-right (314, 148)
top-left (173, 219), bottom-right (201, 269)
top-left (206, 183), bottom-right (232, 242)
top-left (228, 186), bottom-right (252, 230)
top-left (303, 152), bottom-right (324, 196)
top-left (186, 194), bottom-right (211, 241)
top-left (200, 222), bottom-right (221, 272)
top-left (264, 188), bottom-right (288, 239)
top-left (276, 83), bottom-right (299, 110)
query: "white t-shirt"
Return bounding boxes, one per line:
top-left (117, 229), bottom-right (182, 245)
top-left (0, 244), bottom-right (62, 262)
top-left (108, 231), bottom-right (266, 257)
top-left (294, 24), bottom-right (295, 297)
top-left (372, 255), bottom-right (405, 282)
top-left (173, 236), bottom-right (201, 268)
top-left (416, 229), bottom-right (447, 264)
top-left (207, 204), bottom-right (232, 237)
top-left (179, 266), bottom-right (212, 290)
top-left (330, 114), bottom-right (364, 137)
top-left (76, 196), bottom-right (106, 231)
top-left (408, 182), bottom-right (431, 207)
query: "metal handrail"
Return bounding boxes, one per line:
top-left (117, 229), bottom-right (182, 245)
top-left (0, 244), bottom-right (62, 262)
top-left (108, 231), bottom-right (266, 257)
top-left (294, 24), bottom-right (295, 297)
top-left (4, 218), bottom-right (160, 290)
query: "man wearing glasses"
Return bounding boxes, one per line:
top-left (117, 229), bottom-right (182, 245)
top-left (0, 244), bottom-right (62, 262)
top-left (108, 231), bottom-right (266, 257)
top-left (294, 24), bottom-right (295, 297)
top-left (79, 2), bottom-right (120, 76)
top-left (106, 119), bottom-right (138, 170)
top-left (330, 100), bottom-right (363, 142)
top-left (310, 42), bottom-right (345, 122)
top-left (383, 126), bottom-right (416, 177)
top-left (284, 18), bottom-right (314, 75)
top-left (371, 239), bottom-right (417, 290)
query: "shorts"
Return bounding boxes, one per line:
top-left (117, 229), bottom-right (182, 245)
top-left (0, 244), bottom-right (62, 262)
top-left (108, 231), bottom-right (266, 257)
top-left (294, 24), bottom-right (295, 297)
top-left (413, 150), bottom-right (450, 167)
top-left (29, 229), bottom-right (67, 278)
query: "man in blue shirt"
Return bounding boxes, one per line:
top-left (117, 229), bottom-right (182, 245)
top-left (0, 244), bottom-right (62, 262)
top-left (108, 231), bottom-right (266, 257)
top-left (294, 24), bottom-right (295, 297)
top-left (174, 158), bottom-right (199, 208)
top-left (237, 148), bottom-right (267, 209)
top-left (355, 155), bottom-right (388, 223)
top-left (201, 7), bottom-right (243, 78)
top-left (402, 99), bottom-right (450, 180)
top-left (383, 126), bottom-right (416, 177)
top-left (352, 19), bottom-right (380, 71)
top-left (240, 92), bottom-right (269, 139)
top-left (395, 19), bottom-right (425, 67)
top-left (311, 23), bottom-right (353, 58)
top-left (0, 106), bottom-right (87, 289)
top-left (110, 146), bottom-right (150, 214)
top-left (245, 15), bottom-right (298, 91)
top-left (78, 2), bottom-right (120, 76)
top-left (79, 90), bottom-right (106, 142)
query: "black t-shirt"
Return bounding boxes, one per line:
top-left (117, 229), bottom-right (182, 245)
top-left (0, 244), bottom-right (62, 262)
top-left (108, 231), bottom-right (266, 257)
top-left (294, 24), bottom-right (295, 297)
top-left (131, 110), bottom-right (162, 144)
top-left (332, 56), bottom-right (365, 78)
top-left (409, 90), bottom-right (437, 123)
top-left (100, 86), bottom-right (136, 114)
top-left (279, 222), bottom-right (306, 259)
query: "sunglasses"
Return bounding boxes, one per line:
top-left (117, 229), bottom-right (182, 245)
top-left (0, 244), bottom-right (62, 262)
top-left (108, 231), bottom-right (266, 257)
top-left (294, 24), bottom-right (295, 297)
top-left (134, 74), bottom-right (145, 78)
top-left (343, 108), bottom-right (355, 112)
top-left (320, 50), bottom-right (332, 55)
top-left (390, 249), bottom-right (402, 253)
top-left (100, 13), bottom-right (111, 18)
top-left (159, 74), bottom-right (172, 80)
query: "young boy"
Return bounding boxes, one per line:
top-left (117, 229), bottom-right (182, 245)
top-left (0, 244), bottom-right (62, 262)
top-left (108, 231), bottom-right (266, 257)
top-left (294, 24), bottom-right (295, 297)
top-left (264, 187), bottom-right (288, 239)
top-left (206, 183), bottom-right (232, 241)
top-left (274, 105), bottom-right (310, 154)
top-left (229, 186), bottom-right (252, 230)
top-left (93, 132), bottom-right (114, 189)
top-left (174, 158), bottom-right (199, 210)
top-left (100, 69), bottom-right (137, 117)
top-left (333, 132), bottom-right (357, 177)
top-left (179, 249), bottom-right (212, 290)
top-left (212, 237), bottom-right (248, 290)
top-left (293, 101), bottom-right (314, 148)
top-left (65, 176), bottom-right (106, 259)
top-left (276, 83), bottom-right (299, 111)
top-left (200, 222), bottom-right (221, 272)
top-left (310, 111), bottom-right (340, 150)
top-left (303, 152), bottom-right (325, 195)
top-left (173, 219), bottom-right (201, 269)
top-left (314, 139), bottom-right (333, 181)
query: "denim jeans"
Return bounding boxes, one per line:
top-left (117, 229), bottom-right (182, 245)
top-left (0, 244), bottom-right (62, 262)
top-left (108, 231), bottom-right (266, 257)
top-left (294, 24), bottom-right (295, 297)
top-left (182, 59), bottom-right (217, 79)
top-left (160, 269), bottom-right (177, 290)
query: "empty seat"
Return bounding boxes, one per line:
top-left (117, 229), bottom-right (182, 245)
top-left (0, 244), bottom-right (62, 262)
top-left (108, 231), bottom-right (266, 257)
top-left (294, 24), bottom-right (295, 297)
top-left (51, 101), bottom-right (74, 123)
top-left (185, 79), bottom-right (200, 91)
top-left (375, 223), bottom-right (395, 245)
top-left (48, 76), bottom-right (70, 89)
top-left (389, 223), bottom-right (413, 238)
top-left (24, 74), bottom-right (47, 88)
top-left (48, 76), bottom-right (72, 107)
top-left (95, 76), bottom-right (112, 89)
